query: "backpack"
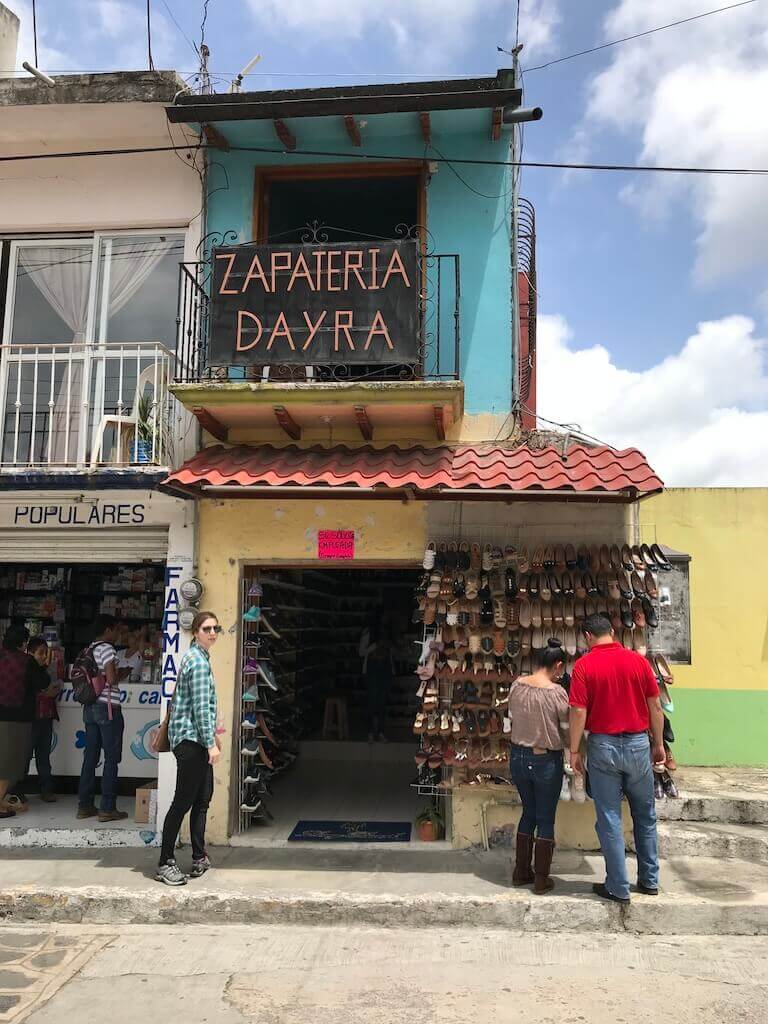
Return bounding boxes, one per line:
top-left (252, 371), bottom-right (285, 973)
top-left (71, 644), bottom-right (108, 707)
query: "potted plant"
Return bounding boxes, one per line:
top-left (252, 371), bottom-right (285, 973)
top-left (134, 391), bottom-right (172, 465)
top-left (415, 805), bottom-right (445, 842)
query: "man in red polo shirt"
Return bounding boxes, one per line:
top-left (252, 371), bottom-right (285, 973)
top-left (569, 614), bottom-right (665, 904)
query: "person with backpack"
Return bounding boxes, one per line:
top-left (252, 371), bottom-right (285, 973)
top-left (0, 625), bottom-right (48, 818)
top-left (75, 614), bottom-right (130, 822)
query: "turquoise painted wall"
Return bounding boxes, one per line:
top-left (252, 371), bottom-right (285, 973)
top-left (203, 111), bottom-right (514, 415)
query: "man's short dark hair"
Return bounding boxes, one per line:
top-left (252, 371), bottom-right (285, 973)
top-left (93, 613), bottom-right (118, 638)
top-left (582, 614), bottom-right (613, 638)
top-left (2, 624), bottom-right (29, 650)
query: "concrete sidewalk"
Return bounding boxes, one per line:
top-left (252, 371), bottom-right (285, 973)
top-left (1, 844), bottom-right (766, 935)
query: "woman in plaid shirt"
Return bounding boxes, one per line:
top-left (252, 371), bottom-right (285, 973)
top-left (156, 611), bottom-right (221, 886)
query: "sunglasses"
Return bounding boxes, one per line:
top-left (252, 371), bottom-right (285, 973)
top-left (201, 625), bottom-right (223, 634)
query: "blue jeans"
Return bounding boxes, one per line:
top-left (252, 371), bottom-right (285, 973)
top-left (509, 745), bottom-right (563, 841)
top-left (78, 704), bottom-right (124, 812)
top-left (588, 732), bottom-right (659, 900)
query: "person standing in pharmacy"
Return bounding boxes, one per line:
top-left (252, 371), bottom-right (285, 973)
top-left (0, 625), bottom-right (50, 818)
top-left (76, 614), bottom-right (131, 823)
top-left (12, 637), bottom-right (62, 805)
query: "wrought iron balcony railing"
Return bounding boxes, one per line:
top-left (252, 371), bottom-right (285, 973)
top-left (174, 230), bottom-right (461, 385)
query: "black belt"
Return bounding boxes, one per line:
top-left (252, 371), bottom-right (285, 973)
top-left (601, 731), bottom-right (646, 737)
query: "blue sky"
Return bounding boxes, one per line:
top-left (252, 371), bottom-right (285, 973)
top-left (4, 0), bottom-right (768, 483)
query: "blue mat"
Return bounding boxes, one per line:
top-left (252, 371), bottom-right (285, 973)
top-left (287, 820), bottom-right (412, 843)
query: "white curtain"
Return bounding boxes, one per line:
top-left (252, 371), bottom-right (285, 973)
top-left (17, 245), bottom-right (92, 343)
top-left (16, 245), bottom-right (93, 462)
top-left (104, 237), bottom-right (174, 323)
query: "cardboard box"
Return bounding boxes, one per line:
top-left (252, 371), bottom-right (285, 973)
top-left (134, 781), bottom-right (158, 824)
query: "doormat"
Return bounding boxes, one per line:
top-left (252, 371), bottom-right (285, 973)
top-left (287, 820), bottom-right (412, 843)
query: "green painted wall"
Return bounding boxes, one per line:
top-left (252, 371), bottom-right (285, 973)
top-left (669, 689), bottom-right (768, 767)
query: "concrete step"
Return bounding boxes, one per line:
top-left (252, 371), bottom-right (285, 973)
top-left (2, 846), bottom-right (768, 935)
top-left (657, 792), bottom-right (768, 826)
top-left (653, 820), bottom-right (768, 862)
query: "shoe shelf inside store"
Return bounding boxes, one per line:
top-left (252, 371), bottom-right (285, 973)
top-left (235, 567), bottom-right (421, 833)
top-left (411, 541), bottom-right (680, 802)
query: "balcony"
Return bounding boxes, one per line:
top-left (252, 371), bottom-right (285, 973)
top-left (171, 239), bottom-right (464, 442)
top-left (0, 341), bottom-right (191, 471)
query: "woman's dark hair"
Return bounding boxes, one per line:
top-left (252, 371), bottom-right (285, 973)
top-left (536, 637), bottom-right (566, 670)
top-left (2, 625), bottom-right (29, 650)
top-left (191, 610), bottom-right (218, 635)
top-left (26, 637), bottom-right (48, 655)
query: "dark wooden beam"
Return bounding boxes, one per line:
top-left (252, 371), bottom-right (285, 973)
top-left (201, 123), bottom-right (230, 152)
top-left (419, 111), bottom-right (431, 145)
top-left (343, 115), bottom-right (362, 146)
top-left (354, 405), bottom-right (373, 441)
top-left (274, 405), bottom-right (301, 440)
top-left (273, 118), bottom-right (296, 151)
top-left (192, 407), bottom-right (228, 443)
top-left (490, 106), bottom-right (503, 142)
top-left (433, 405), bottom-right (446, 441)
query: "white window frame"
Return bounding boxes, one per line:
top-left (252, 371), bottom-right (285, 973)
top-left (0, 229), bottom-right (184, 467)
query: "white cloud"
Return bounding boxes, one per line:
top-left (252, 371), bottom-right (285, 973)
top-left (577, 0), bottom-right (768, 286)
top-left (2, 0), bottom-right (186, 74)
top-left (536, 312), bottom-right (768, 486)
top-left (246, 0), bottom-right (561, 64)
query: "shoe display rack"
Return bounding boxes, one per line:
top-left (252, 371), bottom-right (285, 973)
top-left (235, 571), bottom-right (302, 833)
top-left (411, 541), bottom-right (680, 795)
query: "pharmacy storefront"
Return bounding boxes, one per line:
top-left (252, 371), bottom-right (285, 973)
top-left (0, 488), bottom-right (195, 803)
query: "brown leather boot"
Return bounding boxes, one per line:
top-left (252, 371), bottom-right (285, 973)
top-left (512, 831), bottom-right (534, 886)
top-left (533, 837), bottom-right (555, 894)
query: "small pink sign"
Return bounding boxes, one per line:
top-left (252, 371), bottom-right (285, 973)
top-left (318, 529), bottom-right (355, 560)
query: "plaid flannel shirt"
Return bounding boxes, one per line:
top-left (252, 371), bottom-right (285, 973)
top-left (168, 643), bottom-right (217, 751)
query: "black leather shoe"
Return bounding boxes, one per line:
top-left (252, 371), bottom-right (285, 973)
top-left (592, 883), bottom-right (630, 905)
top-left (642, 596), bottom-right (659, 628)
top-left (636, 882), bottom-right (658, 896)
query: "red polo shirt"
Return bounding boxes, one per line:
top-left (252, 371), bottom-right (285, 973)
top-left (569, 642), bottom-right (659, 734)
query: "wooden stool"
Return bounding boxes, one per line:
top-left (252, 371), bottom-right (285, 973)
top-left (322, 696), bottom-right (349, 740)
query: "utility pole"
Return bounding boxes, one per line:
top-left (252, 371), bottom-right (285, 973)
top-left (199, 43), bottom-right (212, 95)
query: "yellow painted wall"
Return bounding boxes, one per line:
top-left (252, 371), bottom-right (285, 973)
top-left (640, 489), bottom-right (768, 693)
top-left (197, 497), bottom-right (427, 843)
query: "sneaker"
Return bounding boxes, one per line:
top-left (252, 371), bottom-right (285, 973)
top-left (242, 685), bottom-right (262, 702)
top-left (241, 799), bottom-right (263, 814)
top-left (76, 806), bottom-right (98, 819)
top-left (559, 776), bottom-right (571, 801)
top-left (189, 854), bottom-right (211, 879)
top-left (662, 775), bottom-right (679, 799)
top-left (155, 860), bottom-right (188, 886)
top-left (242, 739), bottom-right (264, 757)
top-left (98, 809), bottom-right (129, 823)
top-left (242, 714), bottom-right (258, 730)
top-left (571, 772), bottom-right (586, 804)
top-left (654, 777), bottom-right (666, 801)
top-left (243, 605), bottom-right (262, 622)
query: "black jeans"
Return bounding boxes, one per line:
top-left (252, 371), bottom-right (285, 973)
top-left (509, 744), bottom-right (563, 841)
top-left (160, 740), bottom-right (214, 865)
top-left (25, 720), bottom-right (55, 795)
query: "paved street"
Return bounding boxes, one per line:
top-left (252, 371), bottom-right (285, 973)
top-left (1, 923), bottom-right (767, 1023)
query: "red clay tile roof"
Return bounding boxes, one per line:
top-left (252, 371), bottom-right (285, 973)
top-left (163, 443), bottom-right (663, 499)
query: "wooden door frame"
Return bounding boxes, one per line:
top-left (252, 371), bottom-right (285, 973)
top-left (252, 161), bottom-right (428, 251)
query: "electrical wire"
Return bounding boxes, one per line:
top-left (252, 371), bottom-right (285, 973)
top-left (2, 142), bottom-right (768, 175)
top-left (524, 0), bottom-right (761, 73)
top-left (158, 0), bottom-right (200, 59)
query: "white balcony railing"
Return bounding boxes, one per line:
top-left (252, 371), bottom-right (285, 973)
top-left (0, 342), bottom-right (190, 470)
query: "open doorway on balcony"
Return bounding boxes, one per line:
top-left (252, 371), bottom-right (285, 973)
top-left (260, 167), bottom-right (422, 245)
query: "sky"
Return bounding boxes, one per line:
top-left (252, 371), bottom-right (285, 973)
top-left (3, 0), bottom-right (768, 486)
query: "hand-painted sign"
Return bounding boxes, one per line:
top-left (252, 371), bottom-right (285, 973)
top-left (209, 240), bottom-right (419, 365)
top-left (13, 503), bottom-right (146, 526)
top-left (318, 530), bottom-right (355, 560)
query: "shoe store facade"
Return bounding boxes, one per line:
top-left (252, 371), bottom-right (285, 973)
top-left (160, 73), bottom-right (683, 849)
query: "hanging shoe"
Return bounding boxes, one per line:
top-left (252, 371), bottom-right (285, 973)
top-left (662, 774), bottom-right (679, 799)
top-left (654, 777), bottom-right (666, 801)
top-left (243, 605), bottom-right (261, 622)
top-left (559, 775), bottom-right (571, 802)
top-left (571, 771), bottom-right (586, 803)
top-left (248, 582), bottom-right (264, 598)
